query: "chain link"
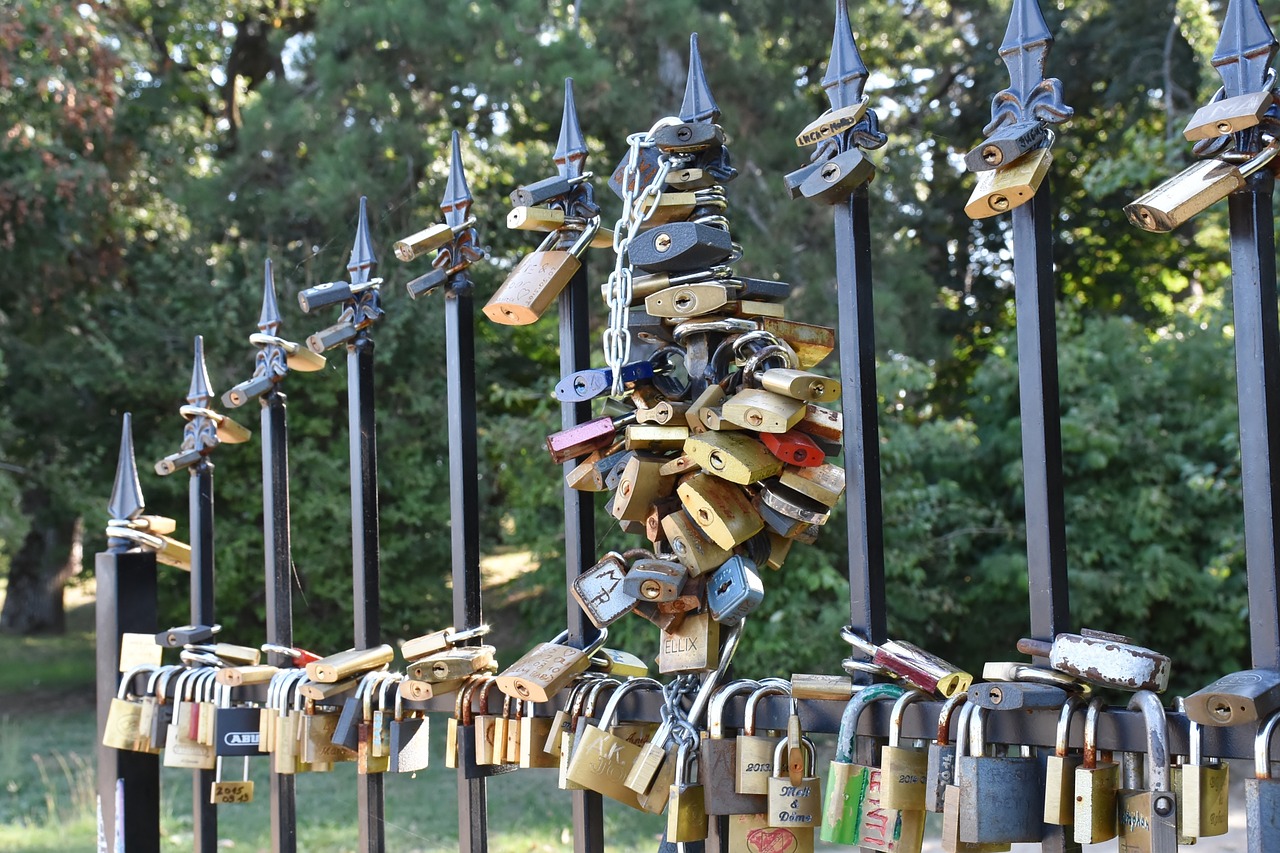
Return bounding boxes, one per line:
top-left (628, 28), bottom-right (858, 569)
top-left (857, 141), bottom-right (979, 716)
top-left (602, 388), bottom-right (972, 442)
top-left (603, 118), bottom-right (684, 397)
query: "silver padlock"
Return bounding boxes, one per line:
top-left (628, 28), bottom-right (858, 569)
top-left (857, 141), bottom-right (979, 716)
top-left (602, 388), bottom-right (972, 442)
top-left (956, 707), bottom-right (1043, 844)
top-left (1246, 709), bottom-right (1280, 853)
top-left (706, 556), bottom-right (764, 626)
top-left (620, 558), bottom-right (686, 603)
top-left (570, 552), bottom-right (637, 629)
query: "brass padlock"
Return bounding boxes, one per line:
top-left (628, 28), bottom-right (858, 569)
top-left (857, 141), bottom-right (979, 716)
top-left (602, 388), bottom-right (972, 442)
top-left (738, 683), bottom-right (790, 795)
top-left (677, 472), bottom-right (765, 550)
top-left (662, 509), bottom-right (732, 576)
top-left (1183, 90), bottom-right (1273, 141)
top-left (1126, 138), bottom-right (1280, 233)
top-left (484, 217), bottom-right (601, 325)
top-left (965, 146), bottom-right (1052, 219)
top-left (657, 609), bottom-right (720, 674)
top-left (720, 388), bottom-right (806, 434)
top-left (794, 97), bottom-right (869, 147)
top-left (668, 740), bottom-right (709, 841)
top-left (1073, 697), bottom-right (1119, 843)
top-left (1044, 695), bottom-right (1084, 825)
top-left (759, 368), bottom-right (841, 403)
top-left (495, 629), bottom-right (608, 703)
top-left (683, 431), bottom-right (783, 486)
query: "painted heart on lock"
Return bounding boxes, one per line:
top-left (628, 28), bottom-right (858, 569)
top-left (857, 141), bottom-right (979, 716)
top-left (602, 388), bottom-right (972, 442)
top-left (747, 826), bottom-right (799, 853)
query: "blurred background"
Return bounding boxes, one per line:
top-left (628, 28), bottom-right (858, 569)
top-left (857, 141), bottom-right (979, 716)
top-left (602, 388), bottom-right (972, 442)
top-left (0, 0), bottom-right (1270, 846)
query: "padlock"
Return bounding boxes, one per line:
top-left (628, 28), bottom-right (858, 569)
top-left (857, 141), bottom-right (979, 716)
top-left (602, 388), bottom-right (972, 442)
top-left (213, 680), bottom-right (261, 757)
top-left (653, 120), bottom-right (725, 153)
top-left (798, 148), bottom-right (876, 203)
top-left (965, 146), bottom-right (1052, 219)
top-left (662, 510), bottom-right (733, 576)
top-left (843, 628), bottom-right (973, 698)
top-left (164, 670), bottom-right (216, 770)
top-left (956, 707), bottom-right (1043, 843)
top-left (625, 425), bottom-right (690, 452)
top-left (305, 645), bottom-right (394, 683)
top-left (1178, 711), bottom-right (1229, 837)
top-left (473, 679), bottom-right (502, 766)
top-left (702, 679), bottom-right (767, 815)
top-left (720, 388), bottom-right (806, 434)
top-left (1245, 709), bottom-right (1280, 852)
top-left (563, 677), bottom-right (659, 808)
top-left (778, 462), bottom-right (846, 507)
top-left (296, 276), bottom-right (379, 313)
top-left (1125, 138), bottom-right (1280, 232)
top-left (508, 172), bottom-right (589, 206)
top-left (1016, 629), bottom-right (1170, 692)
top-left (610, 454), bottom-right (676, 522)
top-left (399, 623), bottom-right (490, 662)
top-left (760, 431), bottom-right (825, 468)
top-left (794, 402), bottom-right (843, 443)
top-left (1183, 90), bottom-right (1274, 141)
top-left (546, 414), bottom-right (633, 464)
top-left (686, 384), bottom-right (728, 435)
top-left (561, 679), bottom-right (618, 791)
top-left (387, 688), bottom-right (430, 773)
top-left (638, 400), bottom-right (692, 426)
top-left (519, 700), bottom-right (559, 769)
top-left (103, 664), bottom-right (161, 752)
top-left (677, 472), bottom-right (764, 550)
top-left (760, 482), bottom-right (831, 526)
top-left (941, 702), bottom-right (1010, 853)
top-left (407, 645), bottom-right (496, 683)
top-left (556, 362), bottom-right (655, 403)
top-left (767, 734), bottom-right (822, 828)
top-left (1185, 668), bottom-right (1280, 726)
top-left (879, 690), bottom-right (931, 811)
top-left (484, 218), bottom-right (602, 325)
top-left (392, 221), bottom-right (453, 262)
top-left (590, 647), bottom-right (650, 679)
top-left (495, 629), bottom-right (608, 703)
top-left (571, 551), bottom-right (637, 628)
top-left (657, 609), bottom-right (719, 674)
top-left (794, 97), bottom-right (870, 147)
top-left (963, 120), bottom-right (1049, 172)
top-left (209, 752), bottom-right (254, 805)
top-left (969, 680), bottom-right (1072, 711)
top-left (683, 431), bottom-right (783, 485)
top-left (445, 677), bottom-right (480, 770)
top-left (759, 368), bottom-right (841, 403)
top-left (738, 683), bottom-right (791, 796)
top-left (924, 693), bottom-right (968, 813)
top-left (1116, 691), bottom-right (1177, 853)
top-left (668, 740), bottom-right (710, 841)
top-left (707, 555), bottom-right (764, 626)
top-left (621, 557), bottom-right (687, 603)
top-left (356, 674), bottom-right (392, 774)
top-left (1043, 695), bottom-right (1084, 826)
top-left (629, 221), bottom-right (734, 272)
top-left (821, 682), bottom-right (925, 851)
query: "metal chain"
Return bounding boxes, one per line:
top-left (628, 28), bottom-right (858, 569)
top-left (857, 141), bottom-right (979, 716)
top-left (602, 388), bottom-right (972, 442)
top-left (603, 118), bottom-right (683, 396)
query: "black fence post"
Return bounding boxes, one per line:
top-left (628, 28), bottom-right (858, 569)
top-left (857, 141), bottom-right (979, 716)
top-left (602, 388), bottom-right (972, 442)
top-left (221, 258), bottom-right (307, 853)
top-left (96, 414), bottom-right (160, 853)
top-left (1212, 0), bottom-right (1280, 670)
top-left (976, 0), bottom-right (1074, 650)
top-left (552, 79), bottom-right (608, 853)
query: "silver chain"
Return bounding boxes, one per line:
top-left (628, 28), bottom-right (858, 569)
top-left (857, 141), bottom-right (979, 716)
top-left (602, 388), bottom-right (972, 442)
top-left (603, 117), bottom-right (683, 397)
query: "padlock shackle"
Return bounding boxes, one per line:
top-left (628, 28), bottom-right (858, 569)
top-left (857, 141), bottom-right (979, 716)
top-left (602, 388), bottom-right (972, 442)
top-left (743, 684), bottom-right (790, 736)
top-left (952, 702), bottom-right (976, 785)
top-left (1256, 709), bottom-right (1280, 779)
top-left (582, 677), bottom-right (620, 718)
top-left (598, 677), bottom-right (661, 729)
top-left (772, 733), bottom-right (816, 775)
top-left (1126, 690), bottom-right (1170, 792)
top-left (888, 689), bottom-right (929, 747)
top-left (835, 682), bottom-right (904, 762)
top-left (1082, 697), bottom-right (1106, 769)
top-left (936, 692), bottom-right (968, 746)
top-left (708, 679), bottom-right (761, 738)
top-left (1053, 694), bottom-right (1084, 758)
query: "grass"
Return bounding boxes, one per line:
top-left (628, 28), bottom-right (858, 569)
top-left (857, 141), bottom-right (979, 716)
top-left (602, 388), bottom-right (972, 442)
top-left (0, 585), bottom-right (676, 852)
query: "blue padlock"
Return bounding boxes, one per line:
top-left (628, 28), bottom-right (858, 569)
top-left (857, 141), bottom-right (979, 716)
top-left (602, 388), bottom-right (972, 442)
top-left (707, 556), bottom-right (764, 626)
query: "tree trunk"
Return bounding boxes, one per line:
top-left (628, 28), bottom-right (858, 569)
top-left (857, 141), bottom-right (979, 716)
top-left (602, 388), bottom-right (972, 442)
top-left (0, 487), bottom-right (83, 635)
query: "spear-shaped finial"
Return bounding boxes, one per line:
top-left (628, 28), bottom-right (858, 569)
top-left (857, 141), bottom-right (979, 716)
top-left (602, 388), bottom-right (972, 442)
top-left (258, 257), bottom-right (281, 336)
top-left (679, 33), bottom-right (720, 123)
top-left (985, 0), bottom-right (1072, 134)
top-left (441, 130), bottom-right (473, 229)
top-left (347, 196), bottom-right (377, 285)
top-left (187, 335), bottom-right (212, 409)
top-left (1212, 0), bottom-right (1278, 99)
top-left (555, 78), bottom-right (588, 180)
top-left (822, 0), bottom-right (870, 111)
top-left (108, 413), bottom-right (144, 522)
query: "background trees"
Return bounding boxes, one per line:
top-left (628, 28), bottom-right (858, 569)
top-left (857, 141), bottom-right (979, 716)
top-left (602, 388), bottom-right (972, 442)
top-left (0, 0), bottom-right (1264, 692)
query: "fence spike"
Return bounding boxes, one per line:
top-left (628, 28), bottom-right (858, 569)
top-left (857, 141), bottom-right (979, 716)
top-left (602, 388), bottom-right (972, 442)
top-left (680, 33), bottom-right (720, 123)
top-left (257, 258), bottom-right (281, 334)
top-left (442, 130), bottom-right (474, 228)
top-left (108, 413), bottom-right (145, 522)
top-left (555, 78), bottom-right (588, 179)
top-left (1212, 0), bottom-right (1278, 98)
top-left (986, 0), bottom-right (1073, 134)
top-left (822, 0), bottom-right (870, 111)
top-left (187, 334), bottom-right (212, 408)
top-left (347, 196), bottom-right (377, 285)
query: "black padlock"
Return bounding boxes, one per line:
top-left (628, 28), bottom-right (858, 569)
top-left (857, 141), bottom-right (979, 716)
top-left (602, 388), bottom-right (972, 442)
top-left (784, 161), bottom-right (823, 200)
top-left (798, 148), bottom-right (875, 204)
top-left (963, 120), bottom-right (1048, 172)
top-left (509, 175), bottom-right (572, 207)
top-left (406, 267), bottom-right (449, 300)
top-left (629, 222), bottom-right (733, 273)
top-left (156, 624), bottom-right (219, 647)
top-left (652, 122), bottom-right (725, 153)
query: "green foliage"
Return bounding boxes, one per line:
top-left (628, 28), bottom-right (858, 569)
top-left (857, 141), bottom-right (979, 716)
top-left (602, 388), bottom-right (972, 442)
top-left (0, 0), bottom-right (1264, 690)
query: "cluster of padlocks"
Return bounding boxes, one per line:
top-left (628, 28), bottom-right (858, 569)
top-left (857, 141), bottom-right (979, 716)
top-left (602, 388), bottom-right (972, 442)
top-left (95, 0), bottom-right (1280, 851)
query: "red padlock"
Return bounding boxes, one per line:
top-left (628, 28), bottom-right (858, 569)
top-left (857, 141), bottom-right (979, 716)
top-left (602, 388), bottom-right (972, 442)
top-left (761, 430), bottom-right (825, 468)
